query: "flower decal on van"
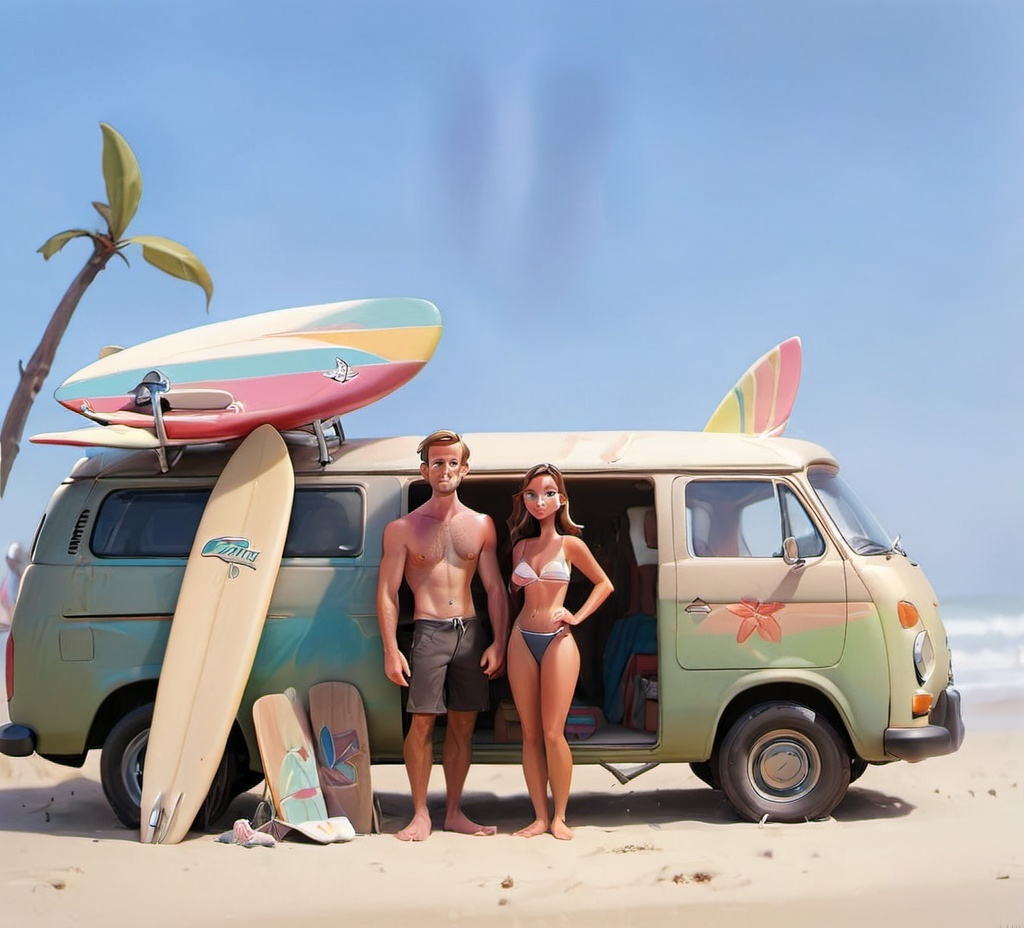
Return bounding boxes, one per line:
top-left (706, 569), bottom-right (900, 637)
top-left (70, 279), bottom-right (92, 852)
top-left (728, 598), bottom-right (784, 644)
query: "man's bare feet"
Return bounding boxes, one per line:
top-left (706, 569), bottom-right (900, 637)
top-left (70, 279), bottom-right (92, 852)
top-left (444, 809), bottom-right (497, 836)
top-left (514, 818), bottom-right (549, 838)
top-left (550, 818), bottom-right (574, 840)
top-left (395, 810), bottom-right (432, 841)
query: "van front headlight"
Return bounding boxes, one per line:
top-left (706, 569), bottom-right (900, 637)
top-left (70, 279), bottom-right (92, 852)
top-left (914, 630), bottom-right (935, 684)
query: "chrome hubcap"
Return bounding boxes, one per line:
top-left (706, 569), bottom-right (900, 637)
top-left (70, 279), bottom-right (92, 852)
top-left (748, 729), bottom-right (819, 802)
top-left (121, 730), bottom-right (149, 806)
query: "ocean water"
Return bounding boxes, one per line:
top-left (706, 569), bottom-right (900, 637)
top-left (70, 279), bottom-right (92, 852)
top-left (940, 595), bottom-right (1024, 728)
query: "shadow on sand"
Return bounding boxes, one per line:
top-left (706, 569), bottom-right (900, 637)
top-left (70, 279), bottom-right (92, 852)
top-left (375, 781), bottom-right (915, 834)
top-left (0, 761), bottom-right (914, 841)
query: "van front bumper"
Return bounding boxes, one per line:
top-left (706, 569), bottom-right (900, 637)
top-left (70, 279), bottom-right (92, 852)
top-left (883, 686), bottom-right (965, 762)
top-left (0, 722), bottom-right (36, 757)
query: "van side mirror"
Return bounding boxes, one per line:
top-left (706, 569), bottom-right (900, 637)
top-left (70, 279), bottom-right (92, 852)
top-left (783, 536), bottom-right (805, 569)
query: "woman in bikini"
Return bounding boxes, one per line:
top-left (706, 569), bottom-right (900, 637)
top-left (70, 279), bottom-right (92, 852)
top-left (506, 463), bottom-right (613, 839)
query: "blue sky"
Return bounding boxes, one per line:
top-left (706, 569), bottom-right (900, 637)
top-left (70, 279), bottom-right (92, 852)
top-left (1, 1), bottom-right (1022, 598)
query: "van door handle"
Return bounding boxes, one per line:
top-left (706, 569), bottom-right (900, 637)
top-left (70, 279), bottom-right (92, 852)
top-left (685, 599), bottom-right (711, 615)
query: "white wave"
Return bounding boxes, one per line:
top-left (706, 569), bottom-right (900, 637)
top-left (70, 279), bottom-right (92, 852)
top-left (943, 614), bottom-right (1024, 639)
top-left (951, 646), bottom-right (1024, 673)
top-left (957, 674), bottom-right (1024, 690)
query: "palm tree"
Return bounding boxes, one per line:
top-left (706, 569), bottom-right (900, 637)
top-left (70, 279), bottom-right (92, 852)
top-left (0, 123), bottom-right (213, 496)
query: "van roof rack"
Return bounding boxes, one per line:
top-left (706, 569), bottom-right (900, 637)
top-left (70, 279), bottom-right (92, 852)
top-left (280, 416), bottom-right (346, 466)
top-left (127, 372), bottom-right (347, 470)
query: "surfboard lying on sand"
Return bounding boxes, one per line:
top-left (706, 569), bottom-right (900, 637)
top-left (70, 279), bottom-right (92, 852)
top-left (308, 682), bottom-right (375, 834)
top-left (252, 690), bottom-right (356, 843)
top-left (703, 336), bottom-right (802, 437)
top-left (139, 424), bottom-right (294, 844)
top-left (54, 297), bottom-right (442, 444)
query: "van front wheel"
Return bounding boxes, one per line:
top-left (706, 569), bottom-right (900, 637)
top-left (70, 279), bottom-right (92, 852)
top-left (718, 702), bottom-right (850, 823)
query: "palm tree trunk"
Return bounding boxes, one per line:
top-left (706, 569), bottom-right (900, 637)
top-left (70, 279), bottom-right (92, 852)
top-left (1, 243), bottom-right (113, 495)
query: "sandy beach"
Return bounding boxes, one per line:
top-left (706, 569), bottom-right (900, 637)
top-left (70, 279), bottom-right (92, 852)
top-left (0, 684), bottom-right (1020, 928)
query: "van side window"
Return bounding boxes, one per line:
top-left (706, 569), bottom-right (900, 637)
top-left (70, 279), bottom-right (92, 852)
top-left (283, 488), bottom-right (364, 558)
top-left (686, 480), bottom-right (822, 558)
top-left (92, 489), bottom-right (211, 557)
top-left (92, 487), bottom-right (364, 559)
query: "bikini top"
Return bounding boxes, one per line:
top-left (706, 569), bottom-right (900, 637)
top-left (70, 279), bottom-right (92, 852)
top-left (511, 542), bottom-right (571, 587)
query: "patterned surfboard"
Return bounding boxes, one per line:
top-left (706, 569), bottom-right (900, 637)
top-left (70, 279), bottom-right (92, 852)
top-left (308, 682), bottom-right (375, 834)
top-left (252, 690), bottom-right (355, 843)
top-left (54, 297), bottom-right (442, 444)
top-left (704, 336), bottom-right (802, 437)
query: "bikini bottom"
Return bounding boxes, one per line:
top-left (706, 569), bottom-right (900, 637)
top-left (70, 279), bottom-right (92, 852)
top-left (518, 626), bottom-right (563, 664)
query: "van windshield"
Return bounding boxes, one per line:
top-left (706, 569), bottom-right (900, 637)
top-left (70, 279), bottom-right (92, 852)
top-left (808, 468), bottom-right (894, 555)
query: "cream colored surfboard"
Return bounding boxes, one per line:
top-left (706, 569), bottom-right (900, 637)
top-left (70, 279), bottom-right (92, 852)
top-left (139, 424), bottom-right (294, 844)
top-left (308, 682), bottom-right (375, 834)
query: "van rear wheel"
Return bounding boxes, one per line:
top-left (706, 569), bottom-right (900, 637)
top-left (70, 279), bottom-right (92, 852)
top-left (99, 703), bottom-right (239, 831)
top-left (100, 704), bottom-right (153, 829)
top-left (718, 702), bottom-right (850, 823)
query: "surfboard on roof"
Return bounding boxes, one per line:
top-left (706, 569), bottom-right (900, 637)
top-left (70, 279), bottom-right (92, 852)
top-left (51, 297), bottom-right (442, 445)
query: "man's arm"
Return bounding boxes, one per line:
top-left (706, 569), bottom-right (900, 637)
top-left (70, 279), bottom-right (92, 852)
top-left (476, 515), bottom-right (509, 679)
top-left (377, 519), bottom-right (411, 687)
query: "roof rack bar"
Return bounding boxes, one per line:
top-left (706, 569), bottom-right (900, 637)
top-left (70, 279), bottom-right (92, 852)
top-left (132, 371), bottom-right (172, 473)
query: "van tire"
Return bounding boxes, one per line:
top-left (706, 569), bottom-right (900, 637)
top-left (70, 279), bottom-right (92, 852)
top-left (689, 761), bottom-right (720, 789)
top-left (99, 703), bottom-right (239, 831)
top-left (718, 702), bottom-right (850, 823)
top-left (100, 704), bottom-right (153, 829)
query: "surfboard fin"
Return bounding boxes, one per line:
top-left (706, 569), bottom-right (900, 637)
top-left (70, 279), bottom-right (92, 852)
top-left (140, 791), bottom-right (164, 843)
top-left (154, 791), bottom-right (184, 845)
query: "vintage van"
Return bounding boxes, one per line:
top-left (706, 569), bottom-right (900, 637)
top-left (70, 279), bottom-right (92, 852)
top-left (0, 430), bottom-right (964, 828)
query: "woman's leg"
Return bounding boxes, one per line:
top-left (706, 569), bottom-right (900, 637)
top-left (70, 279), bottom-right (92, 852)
top-left (507, 628), bottom-right (549, 836)
top-left (540, 632), bottom-right (580, 840)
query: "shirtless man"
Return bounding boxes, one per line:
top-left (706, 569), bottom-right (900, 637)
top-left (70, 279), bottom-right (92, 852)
top-left (377, 430), bottom-right (509, 841)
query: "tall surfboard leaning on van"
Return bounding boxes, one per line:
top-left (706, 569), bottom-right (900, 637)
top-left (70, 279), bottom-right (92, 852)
top-left (0, 427), bottom-right (964, 828)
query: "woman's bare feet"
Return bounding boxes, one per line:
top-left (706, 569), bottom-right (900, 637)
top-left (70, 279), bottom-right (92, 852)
top-left (395, 810), bottom-right (432, 841)
top-left (514, 818), bottom-right (549, 838)
top-left (549, 817), bottom-right (574, 840)
top-left (444, 809), bottom-right (497, 836)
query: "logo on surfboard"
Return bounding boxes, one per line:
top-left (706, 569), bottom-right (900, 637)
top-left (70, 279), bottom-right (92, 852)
top-left (323, 357), bottom-right (359, 384)
top-left (201, 536), bottom-right (260, 572)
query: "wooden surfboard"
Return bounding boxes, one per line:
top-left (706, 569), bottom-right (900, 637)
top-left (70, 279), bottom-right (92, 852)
top-left (308, 682), bottom-right (375, 834)
top-left (139, 424), bottom-right (294, 844)
top-left (54, 297), bottom-right (442, 443)
top-left (252, 691), bottom-right (356, 843)
top-left (704, 336), bottom-right (802, 437)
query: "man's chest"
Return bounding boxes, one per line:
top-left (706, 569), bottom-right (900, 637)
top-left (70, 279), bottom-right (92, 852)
top-left (406, 519), bottom-right (481, 567)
